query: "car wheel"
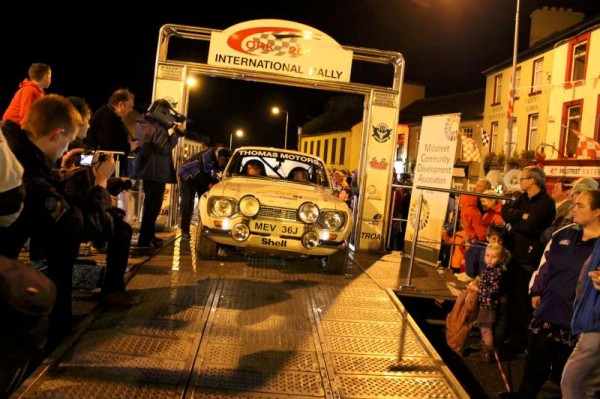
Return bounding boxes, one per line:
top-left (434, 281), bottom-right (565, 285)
top-left (196, 225), bottom-right (218, 260)
top-left (320, 246), bottom-right (349, 274)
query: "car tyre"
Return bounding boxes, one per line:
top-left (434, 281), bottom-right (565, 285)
top-left (196, 224), bottom-right (218, 260)
top-left (320, 246), bottom-right (349, 274)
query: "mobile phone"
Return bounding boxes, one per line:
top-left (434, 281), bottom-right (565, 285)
top-left (79, 152), bottom-right (94, 167)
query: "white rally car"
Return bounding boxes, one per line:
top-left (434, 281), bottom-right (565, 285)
top-left (196, 146), bottom-right (353, 273)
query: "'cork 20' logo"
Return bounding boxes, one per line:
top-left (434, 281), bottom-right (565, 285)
top-left (227, 27), bottom-right (316, 57)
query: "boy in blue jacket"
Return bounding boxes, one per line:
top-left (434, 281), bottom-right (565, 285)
top-left (561, 237), bottom-right (600, 399)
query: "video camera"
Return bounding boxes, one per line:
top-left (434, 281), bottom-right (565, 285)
top-left (147, 99), bottom-right (188, 130)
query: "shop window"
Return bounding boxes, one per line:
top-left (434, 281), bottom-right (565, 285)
top-left (527, 114), bottom-right (539, 151)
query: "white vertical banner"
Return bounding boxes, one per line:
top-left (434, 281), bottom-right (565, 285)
top-left (404, 113), bottom-right (459, 264)
top-left (358, 91), bottom-right (400, 251)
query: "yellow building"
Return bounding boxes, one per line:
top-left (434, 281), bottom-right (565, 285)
top-left (481, 8), bottom-right (600, 186)
top-left (482, 8), bottom-right (600, 159)
top-left (298, 83), bottom-right (425, 173)
top-left (546, 22), bottom-right (600, 159)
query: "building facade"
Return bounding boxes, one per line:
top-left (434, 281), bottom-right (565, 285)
top-left (482, 8), bottom-right (600, 185)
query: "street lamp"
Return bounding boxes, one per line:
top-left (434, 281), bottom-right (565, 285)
top-left (271, 106), bottom-right (289, 150)
top-left (230, 129), bottom-right (243, 150)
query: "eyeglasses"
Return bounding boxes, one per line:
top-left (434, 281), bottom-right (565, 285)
top-left (519, 176), bottom-right (532, 181)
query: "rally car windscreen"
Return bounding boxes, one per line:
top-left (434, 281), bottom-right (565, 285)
top-left (225, 149), bottom-right (331, 189)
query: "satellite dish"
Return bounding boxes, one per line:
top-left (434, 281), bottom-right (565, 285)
top-left (504, 169), bottom-right (522, 192)
top-left (485, 170), bottom-right (505, 189)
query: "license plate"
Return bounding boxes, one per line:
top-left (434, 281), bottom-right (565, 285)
top-left (250, 220), bottom-right (303, 237)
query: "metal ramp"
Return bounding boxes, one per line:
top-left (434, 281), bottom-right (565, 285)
top-left (14, 237), bottom-right (467, 398)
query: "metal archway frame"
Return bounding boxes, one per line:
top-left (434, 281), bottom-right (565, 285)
top-left (153, 23), bottom-right (404, 251)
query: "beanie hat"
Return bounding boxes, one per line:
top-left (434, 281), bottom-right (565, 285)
top-left (571, 177), bottom-right (599, 195)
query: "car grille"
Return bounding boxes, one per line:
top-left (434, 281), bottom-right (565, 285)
top-left (258, 206), bottom-right (298, 222)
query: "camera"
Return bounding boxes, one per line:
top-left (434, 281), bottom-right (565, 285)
top-left (78, 152), bottom-right (95, 167)
top-left (147, 99), bottom-right (187, 129)
top-left (75, 151), bottom-right (122, 167)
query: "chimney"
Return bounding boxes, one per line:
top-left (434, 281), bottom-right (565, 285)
top-left (529, 7), bottom-right (585, 47)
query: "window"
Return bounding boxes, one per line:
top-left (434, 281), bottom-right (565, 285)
top-left (561, 101), bottom-right (583, 158)
top-left (514, 67), bottom-right (521, 99)
top-left (339, 138), bottom-right (346, 164)
top-left (493, 74), bottom-right (502, 104)
top-left (571, 42), bottom-right (587, 81)
top-left (527, 114), bottom-right (539, 151)
top-left (531, 57), bottom-right (544, 94)
top-left (490, 122), bottom-right (499, 153)
top-left (566, 33), bottom-right (590, 84)
top-left (316, 140), bottom-right (321, 158)
top-left (331, 139), bottom-right (337, 165)
top-left (462, 127), bottom-right (473, 138)
top-left (303, 141), bottom-right (307, 153)
top-left (323, 139), bottom-right (329, 163)
top-left (310, 141), bottom-right (314, 155)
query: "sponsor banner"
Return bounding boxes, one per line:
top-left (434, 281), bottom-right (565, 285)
top-left (404, 114), bottom-right (459, 264)
top-left (154, 64), bottom-right (185, 111)
top-left (544, 165), bottom-right (600, 178)
top-left (208, 19), bottom-right (353, 83)
top-left (358, 90), bottom-right (400, 251)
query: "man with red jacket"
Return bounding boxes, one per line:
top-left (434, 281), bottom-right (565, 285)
top-left (2, 63), bottom-right (51, 126)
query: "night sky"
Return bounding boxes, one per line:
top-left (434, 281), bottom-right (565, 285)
top-left (2, 0), bottom-right (599, 149)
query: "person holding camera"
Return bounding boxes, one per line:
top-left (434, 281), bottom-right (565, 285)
top-left (0, 95), bottom-right (116, 349)
top-left (133, 99), bottom-right (185, 248)
top-left (60, 96), bottom-right (138, 308)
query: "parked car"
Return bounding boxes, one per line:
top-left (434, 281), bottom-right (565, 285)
top-left (196, 146), bottom-right (353, 273)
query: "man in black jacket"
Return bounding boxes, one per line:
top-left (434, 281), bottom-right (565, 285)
top-left (0, 95), bottom-right (118, 348)
top-left (86, 88), bottom-right (138, 176)
top-left (61, 96), bottom-right (137, 307)
top-left (501, 165), bottom-right (556, 354)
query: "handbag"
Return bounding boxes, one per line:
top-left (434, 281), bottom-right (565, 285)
top-left (0, 255), bottom-right (56, 332)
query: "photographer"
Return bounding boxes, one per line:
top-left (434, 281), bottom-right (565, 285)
top-left (61, 96), bottom-right (138, 308)
top-left (0, 95), bottom-right (115, 349)
top-left (133, 99), bottom-right (185, 248)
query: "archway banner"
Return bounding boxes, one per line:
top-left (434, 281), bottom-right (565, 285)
top-left (404, 113), bottom-right (459, 265)
top-left (208, 19), bottom-right (353, 83)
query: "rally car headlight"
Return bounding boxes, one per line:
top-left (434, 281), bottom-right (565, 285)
top-left (239, 195), bottom-right (260, 217)
top-left (320, 211), bottom-right (344, 230)
top-left (298, 202), bottom-right (319, 224)
top-left (208, 197), bottom-right (237, 218)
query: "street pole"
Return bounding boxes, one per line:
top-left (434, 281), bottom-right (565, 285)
top-left (229, 132), bottom-right (233, 150)
top-left (505, 0), bottom-right (520, 172)
top-left (284, 111), bottom-right (289, 150)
